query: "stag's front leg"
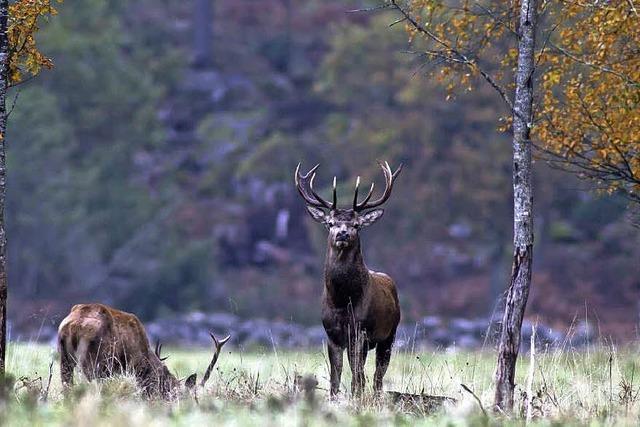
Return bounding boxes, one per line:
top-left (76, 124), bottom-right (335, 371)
top-left (347, 330), bottom-right (368, 397)
top-left (327, 341), bottom-right (343, 396)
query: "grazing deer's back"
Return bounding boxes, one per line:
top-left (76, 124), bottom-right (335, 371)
top-left (58, 304), bottom-right (114, 343)
top-left (58, 303), bottom-right (152, 365)
top-left (109, 307), bottom-right (152, 356)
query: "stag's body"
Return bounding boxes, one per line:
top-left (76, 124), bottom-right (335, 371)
top-left (295, 161), bottom-right (402, 396)
top-left (322, 228), bottom-right (400, 396)
top-left (58, 303), bottom-right (229, 397)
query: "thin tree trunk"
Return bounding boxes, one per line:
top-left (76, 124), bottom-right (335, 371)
top-left (0, 0), bottom-right (9, 377)
top-left (493, 0), bottom-right (538, 413)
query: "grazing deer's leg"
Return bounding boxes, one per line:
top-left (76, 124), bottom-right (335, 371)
top-left (328, 341), bottom-right (343, 396)
top-left (75, 337), bottom-right (98, 381)
top-left (374, 334), bottom-right (395, 393)
top-left (347, 330), bottom-right (368, 397)
top-left (59, 339), bottom-right (76, 388)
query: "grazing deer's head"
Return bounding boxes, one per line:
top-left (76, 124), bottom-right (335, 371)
top-left (295, 161), bottom-right (402, 250)
top-left (151, 334), bottom-right (230, 396)
top-left (153, 340), bottom-right (187, 394)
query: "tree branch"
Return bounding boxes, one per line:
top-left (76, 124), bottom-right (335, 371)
top-left (389, 0), bottom-right (516, 114)
top-left (550, 42), bottom-right (640, 87)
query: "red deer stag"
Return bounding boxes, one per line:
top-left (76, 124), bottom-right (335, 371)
top-left (58, 303), bottom-right (230, 398)
top-left (295, 161), bottom-right (402, 396)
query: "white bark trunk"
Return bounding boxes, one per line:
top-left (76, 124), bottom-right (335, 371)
top-left (0, 0), bottom-right (9, 377)
top-left (493, 0), bottom-right (538, 413)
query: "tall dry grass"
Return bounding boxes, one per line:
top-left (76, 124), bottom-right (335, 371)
top-left (1, 339), bottom-right (639, 426)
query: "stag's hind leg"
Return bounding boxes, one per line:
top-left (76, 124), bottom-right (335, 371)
top-left (373, 333), bottom-right (395, 393)
top-left (59, 337), bottom-right (76, 388)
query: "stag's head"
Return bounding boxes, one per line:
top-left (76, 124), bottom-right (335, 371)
top-left (295, 161), bottom-right (402, 250)
top-left (151, 340), bottom-right (186, 396)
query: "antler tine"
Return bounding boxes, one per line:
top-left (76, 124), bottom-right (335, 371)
top-left (308, 169), bottom-right (334, 210)
top-left (353, 176), bottom-right (377, 211)
top-left (154, 340), bottom-right (169, 362)
top-left (295, 163), bottom-right (322, 207)
top-left (209, 332), bottom-right (231, 349)
top-left (200, 333), bottom-right (232, 388)
top-left (385, 160), bottom-right (402, 180)
top-left (352, 176), bottom-right (360, 210)
top-left (332, 176), bottom-right (337, 209)
top-left (354, 161), bottom-right (403, 212)
top-left (295, 162), bottom-right (320, 183)
top-left (294, 163), bottom-right (334, 209)
top-left (355, 182), bottom-right (375, 210)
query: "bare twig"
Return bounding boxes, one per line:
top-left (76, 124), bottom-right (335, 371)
top-left (6, 87), bottom-right (21, 120)
top-left (526, 323), bottom-right (537, 422)
top-left (472, 1), bottom-right (519, 38)
top-left (389, 16), bottom-right (408, 27)
top-left (609, 347), bottom-right (614, 414)
top-left (389, 0), bottom-right (516, 115)
top-left (461, 383), bottom-right (488, 417)
top-left (41, 359), bottom-right (54, 401)
top-left (347, 4), bottom-right (392, 13)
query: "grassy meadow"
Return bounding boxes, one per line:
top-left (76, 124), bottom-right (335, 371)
top-left (1, 341), bottom-right (640, 426)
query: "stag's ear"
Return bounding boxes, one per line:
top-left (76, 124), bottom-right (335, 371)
top-left (306, 206), bottom-right (328, 225)
top-left (359, 209), bottom-right (384, 228)
top-left (185, 373), bottom-right (197, 389)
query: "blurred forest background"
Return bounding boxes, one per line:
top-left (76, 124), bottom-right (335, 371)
top-left (6, 0), bottom-right (640, 341)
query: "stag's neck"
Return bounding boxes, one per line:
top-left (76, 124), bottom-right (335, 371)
top-left (140, 353), bottom-right (166, 379)
top-left (148, 354), bottom-right (165, 371)
top-left (324, 239), bottom-right (369, 308)
top-left (138, 352), bottom-right (178, 395)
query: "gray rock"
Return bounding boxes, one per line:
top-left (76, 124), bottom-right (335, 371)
top-left (19, 311), bottom-right (572, 352)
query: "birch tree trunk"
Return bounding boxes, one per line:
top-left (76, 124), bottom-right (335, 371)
top-left (493, 0), bottom-right (538, 412)
top-left (0, 0), bottom-right (9, 377)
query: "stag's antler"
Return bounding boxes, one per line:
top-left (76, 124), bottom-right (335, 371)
top-left (353, 161), bottom-right (403, 212)
top-left (154, 340), bottom-right (169, 361)
top-left (295, 163), bottom-right (337, 210)
top-left (199, 333), bottom-right (231, 388)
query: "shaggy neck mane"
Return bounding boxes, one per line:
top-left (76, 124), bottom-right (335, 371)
top-left (324, 237), bottom-right (369, 307)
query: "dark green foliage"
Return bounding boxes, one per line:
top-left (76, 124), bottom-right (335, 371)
top-left (7, 0), bottom-right (173, 308)
top-left (119, 239), bottom-right (215, 320)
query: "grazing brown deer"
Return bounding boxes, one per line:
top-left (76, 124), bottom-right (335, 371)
top-left (295, 161), bottom-right (402, 396)
top-left (57, 303), bottom-right (230, 398)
